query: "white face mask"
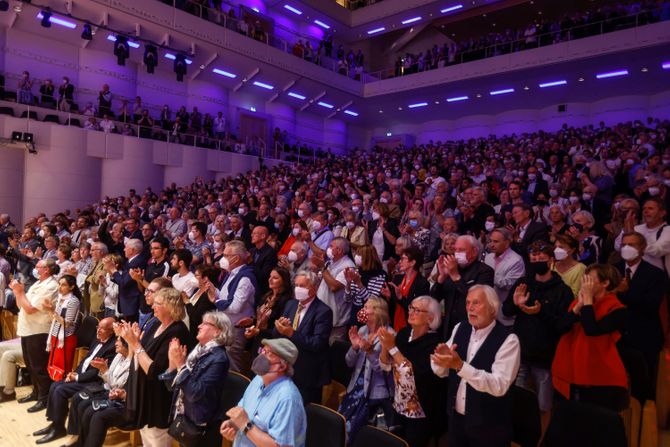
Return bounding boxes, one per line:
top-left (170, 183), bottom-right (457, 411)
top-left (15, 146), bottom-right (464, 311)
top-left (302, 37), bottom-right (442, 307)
top-left (582, 193), bottom-right (592, 202)
top-left (354, 254), bottom-right (363, 267)
top-left (621, 244), bottom-right (639, 261)
top-left (238, 207), bottom-right (246, 215)
top-left (371, 211), bottom-right (380, 221)
top-left (346, 221), bottom-right (355, 229)
top-left (648, 186), bottom-right (660, 197)
top-left (188, 231), bottom-right (196, 242)
top-left (275, 206), bottom-right (282, 214)
top-left (326, 247), bottom-right (334, 260)
top-left (569, 196), bottom-right (580, 204)
top-left (213, 241), bottom-right (222, 250)
top-left (311, 221), bottom-right (322, 232)
top-left (549, 190), bottom-right (558, 198)
top-left (219, 257), bottom-right (230, 271)
top-left (553, 247), bottom-right (568, 261)
top-left (287, 251), bottom-right (298, 262)
top-left (454, 251), bottom-right (468, 266)
top-left (294, 286), bottom-right (310, 302)
top-left (39, 229), bottom-right (46, 238)
top-left (352, 206), bottom-right (360, 213)
top-left (484, 221), bottom-right (495, 232)
top-left (297, 210), bottom-right (305, 218)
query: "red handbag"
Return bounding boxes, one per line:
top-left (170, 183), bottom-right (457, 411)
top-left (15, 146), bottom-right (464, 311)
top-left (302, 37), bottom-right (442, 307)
top-left (47, 335), bottom-right (66, 382)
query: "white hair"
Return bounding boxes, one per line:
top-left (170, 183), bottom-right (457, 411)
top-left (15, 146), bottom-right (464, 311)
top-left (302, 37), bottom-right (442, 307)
top-left (457, 234), bottom-right (483, 258)
top-left (468, 284), bottom-right (500, 318)
top-left (412, 296), bottom-right (442, 331)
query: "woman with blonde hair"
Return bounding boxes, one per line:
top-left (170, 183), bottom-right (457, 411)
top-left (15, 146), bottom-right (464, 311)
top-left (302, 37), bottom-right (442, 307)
top-left (344, 245), bottom-right (388, 326)
top-left (339, 296), bottom-right (394, 444)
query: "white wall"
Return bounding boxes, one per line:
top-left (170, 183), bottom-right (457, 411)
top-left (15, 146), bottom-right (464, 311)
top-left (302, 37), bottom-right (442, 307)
top-left (0, 113), bottom-right (287, 225)
top-left (373, 91), bottom-right (670, 144)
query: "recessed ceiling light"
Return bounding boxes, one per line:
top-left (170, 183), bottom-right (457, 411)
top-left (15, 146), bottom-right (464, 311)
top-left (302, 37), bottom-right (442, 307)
top-left (199, 64), bottom-right (205, 70)
top-left (578, 77), bottom-right (585, 82)
top-left (379, 110), bottom-right (383, 113)
top-left (523, 86), bottom-right (530, 90)
top-left (641, 67), bottom-right (649, 72)
top-left (476, 93), bottom-right (482, 98)
top-left (398, 106), bottom-right (403, 110)
top-left (435, 101), bottom-right (440, 104)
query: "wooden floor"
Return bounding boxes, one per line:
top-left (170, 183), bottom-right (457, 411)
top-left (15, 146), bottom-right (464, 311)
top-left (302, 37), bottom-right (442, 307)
top-left (0, 386), bottom-right (130, 447)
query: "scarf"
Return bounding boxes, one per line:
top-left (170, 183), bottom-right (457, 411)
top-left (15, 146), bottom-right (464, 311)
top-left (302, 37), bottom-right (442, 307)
top-left (46, 293), bottom-right (78, 351)
top-left (174, 339), bottom-right (222, 417)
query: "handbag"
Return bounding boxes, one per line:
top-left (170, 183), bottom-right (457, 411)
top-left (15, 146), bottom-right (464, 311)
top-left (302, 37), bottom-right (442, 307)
top-left (168, 414), bottom-right (206, 445)
top-left (47, 337), bottom-right (66, 382)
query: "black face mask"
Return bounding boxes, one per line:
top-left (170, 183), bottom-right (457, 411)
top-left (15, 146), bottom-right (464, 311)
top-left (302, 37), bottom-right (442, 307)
top-left (529, 261), bottom-right (550, 276)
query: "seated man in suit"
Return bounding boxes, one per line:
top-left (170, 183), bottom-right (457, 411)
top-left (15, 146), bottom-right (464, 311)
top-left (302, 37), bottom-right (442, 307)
top-left (273, 269), bottom-right (333, 404)
top-left (33, 317), bottom-right (117, 444)
top-left (616, 231), bottom-right (666, 398)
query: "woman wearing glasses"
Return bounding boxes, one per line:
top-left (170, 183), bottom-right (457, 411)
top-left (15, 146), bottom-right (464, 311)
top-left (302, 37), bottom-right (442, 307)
top-left (378, 296), bottom-right (446, 447)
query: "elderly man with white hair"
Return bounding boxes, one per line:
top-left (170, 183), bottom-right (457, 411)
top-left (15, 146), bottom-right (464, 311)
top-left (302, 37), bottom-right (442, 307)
top-left (108, 238), bottom-right (147, 322)
top-left (431, 285), bottom-right (520, 447)
top-left (431, 235), bottom-right (494, 339)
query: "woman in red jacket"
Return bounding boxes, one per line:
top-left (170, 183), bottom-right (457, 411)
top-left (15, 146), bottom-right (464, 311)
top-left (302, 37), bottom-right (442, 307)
top-left (552, 263), bottom-right (629, 411)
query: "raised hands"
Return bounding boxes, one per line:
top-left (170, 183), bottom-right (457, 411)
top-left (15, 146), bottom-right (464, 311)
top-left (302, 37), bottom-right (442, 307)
top-left (430, 342), bottom-right (463, 371)
top-left (167, 338), bottom-right (187, 371)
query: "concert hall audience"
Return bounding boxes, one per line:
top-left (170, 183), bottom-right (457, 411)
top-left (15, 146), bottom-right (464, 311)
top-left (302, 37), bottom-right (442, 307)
top-left (1, 115), bottom-right (669, 446)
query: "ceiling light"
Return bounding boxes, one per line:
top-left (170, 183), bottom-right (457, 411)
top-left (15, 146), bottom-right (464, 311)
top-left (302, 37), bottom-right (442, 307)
top-left (441, 4), bottom-right (464, 14)
top-left (250, 106), bottom-right (256, 112)
top-left (408, 102), bottom-right (428, 108)
top-left (317, 101), bottom-right (334, 109)
top-left (447, 95), bottom-right (469, 102)
top-left (37, 10), bottom-right (77, 29)
top-left (596, 70), bottom-right (629, 79)
top-left (344, 110), bottom-right (358, 116)
top-left (367, 27), bottom-right (385, 35)
top-left (401, 17), bottom-right (422, 25)
top-left (314, 19), bottom-right (330, 29)
top-left (539, 80), bottom-right (567, 88)
top-left (81, 23), bottom-right (93, 40)
top-left (284, 4), bottom-right (303, 15)
top-left (386, 132), bottom-right (392, 137)
top-left (641, 67), bottom-right (648, 72)
top-left (165, 53), bottom-right (192, 64)
top-left (213, 68), bottom-right (237, 78)
top-left (434, 101), bottom-right (440, 104)
top-left (490, 88), bottom-right (515, 96)
top-left (253, 81), bottom-right (274, 90)
top-left (379, 110), bottom-right (383, 113)
top-left (287, 92), bottom-right (306, 100)
top-left (662, 62), bottom-right (670, 70)
top-left (578, 77), bottom-right (585, 82)
top-left (398, 107), bottom-right (403, 110)
top-left (107, 35), bottom-right (140, 48)
top-left (476, 93), bottom-right (482, 98)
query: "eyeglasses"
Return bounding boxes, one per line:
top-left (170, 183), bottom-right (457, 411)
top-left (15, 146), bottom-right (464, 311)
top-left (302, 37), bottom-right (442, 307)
top-left (201, 321), bottom-right (218, 329)
top-left (408, 305), bottom-right (429, 314)
top-left (145, 289), bottom-right (158, 295)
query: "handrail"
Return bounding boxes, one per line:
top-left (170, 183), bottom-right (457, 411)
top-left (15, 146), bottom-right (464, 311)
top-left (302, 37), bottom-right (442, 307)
top-left (365, 4), bottom-right (669, 82)
top-left (163, 0), bottom-right (365, 82)
top-left (0, 97), bottom-right (340, 161)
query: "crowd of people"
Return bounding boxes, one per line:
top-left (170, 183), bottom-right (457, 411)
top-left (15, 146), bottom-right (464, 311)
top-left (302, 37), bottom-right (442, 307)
top-left (390, 0), bottom-right (670, 78)
top-left (15, 71), bottom-right (232, 144)
top-left (166, 1), bottom-right (367, 80)
top-left (0, 114), bottom-right (669, 446)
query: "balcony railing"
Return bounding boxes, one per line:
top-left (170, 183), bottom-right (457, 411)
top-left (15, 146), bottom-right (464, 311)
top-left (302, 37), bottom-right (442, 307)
top-left (364, 5), bottom-right (670, 82)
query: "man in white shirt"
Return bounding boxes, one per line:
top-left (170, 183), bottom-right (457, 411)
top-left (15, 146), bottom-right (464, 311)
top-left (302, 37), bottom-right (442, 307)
top-left (431, 284), bottom-right (520, 447)
top-left (170, 249), bottom-right (198, 298)
top-left (484, 228), bottom-right (525, 327)
top-left (213, 241), bottom-right (256, 372)
top-left (314, 237), bottom-right (354, 343)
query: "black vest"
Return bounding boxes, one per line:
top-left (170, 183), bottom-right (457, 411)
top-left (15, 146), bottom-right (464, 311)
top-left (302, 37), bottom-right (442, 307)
top-left (447, 321), bottom-right (513, 428)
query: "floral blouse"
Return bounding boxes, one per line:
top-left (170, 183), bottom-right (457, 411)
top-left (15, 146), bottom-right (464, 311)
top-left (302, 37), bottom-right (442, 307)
top-left (391, 359), bottom-right (426, 418)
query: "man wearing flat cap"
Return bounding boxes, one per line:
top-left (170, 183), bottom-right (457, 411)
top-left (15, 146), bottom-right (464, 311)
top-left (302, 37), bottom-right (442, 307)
top-left (221, 338), bottom-right (307, 447)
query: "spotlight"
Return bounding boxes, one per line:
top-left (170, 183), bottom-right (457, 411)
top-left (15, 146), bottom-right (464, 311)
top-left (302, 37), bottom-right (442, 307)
top-left (0, 1), bottom-right (9, 12)
top-left (26, 142), bottom-right (37, 154)
top-left (23, 132), bottom-right (33, 142)
top-left (40, 8), bottom-right (51, 27)
top-left (174, 54), bottom-right (187, 82)
top-left (81, 23), bottom-right (93, 40)
top-left (143, 44), bottom-right (158, 74)
top-left (113, 35), bottom-right (130, 66)
top-left (11, 131), bottom-right (22, 141)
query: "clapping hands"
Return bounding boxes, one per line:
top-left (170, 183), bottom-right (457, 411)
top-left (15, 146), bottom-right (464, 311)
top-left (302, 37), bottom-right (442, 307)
top-left (430, 343), bottom-right (464, 371)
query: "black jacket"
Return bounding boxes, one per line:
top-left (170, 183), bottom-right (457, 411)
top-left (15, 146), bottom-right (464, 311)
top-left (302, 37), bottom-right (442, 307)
top-left (431, 261), bottom-right (494, 340)
top-left (250, 243), bottom-right (278, 299)
top-left (502, 272), bottom-right (573, 368)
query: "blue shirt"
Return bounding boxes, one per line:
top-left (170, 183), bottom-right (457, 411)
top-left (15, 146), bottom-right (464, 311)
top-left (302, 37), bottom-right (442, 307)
top-left (234, 375), bottom-right (306, 447)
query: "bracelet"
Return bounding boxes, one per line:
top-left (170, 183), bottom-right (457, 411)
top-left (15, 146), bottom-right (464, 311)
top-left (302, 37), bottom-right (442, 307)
top-left (135, 348), bottom-right (145, 355)
top-left (388, 346), bottom-right (399, 356)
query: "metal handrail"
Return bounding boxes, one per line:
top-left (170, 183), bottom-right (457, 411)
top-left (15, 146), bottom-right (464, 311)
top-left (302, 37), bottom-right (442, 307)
top-left (164, 0), bottom-right (363, 81)
top-left (364, 5), bottom-right (669, 82)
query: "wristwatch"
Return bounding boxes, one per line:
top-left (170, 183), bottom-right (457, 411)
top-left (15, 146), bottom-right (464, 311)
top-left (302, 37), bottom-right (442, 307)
top-left (243, 421), bottom-right (254, 435)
